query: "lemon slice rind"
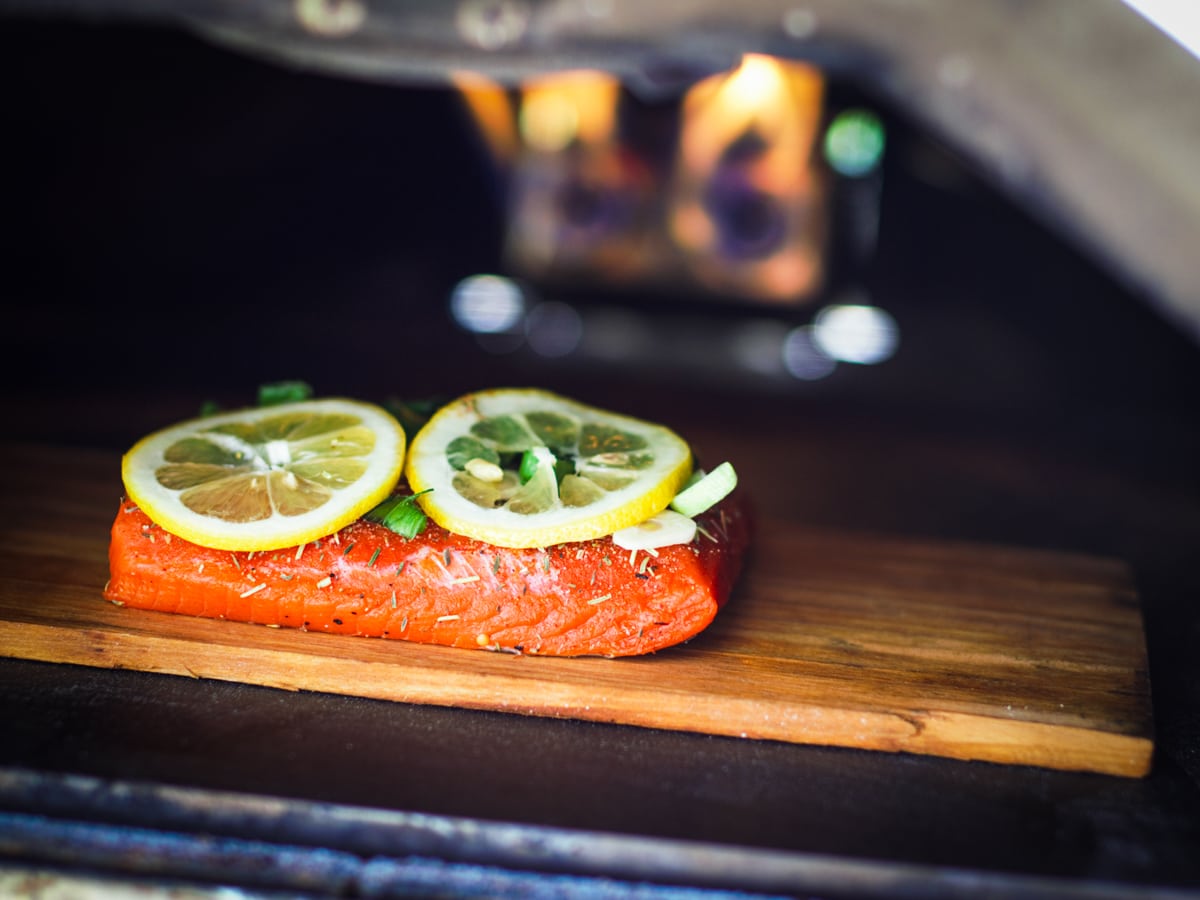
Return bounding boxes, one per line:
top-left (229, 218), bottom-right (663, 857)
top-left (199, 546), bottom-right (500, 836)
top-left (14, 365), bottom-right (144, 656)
top-left (405, 389), bottom-right (693, 549)
top-left (122, 398), bottom-right (406, 552)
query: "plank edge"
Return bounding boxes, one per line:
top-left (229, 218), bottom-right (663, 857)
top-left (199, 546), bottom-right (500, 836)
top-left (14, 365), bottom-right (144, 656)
top-left (0, 620), bottom-right (1153, 779)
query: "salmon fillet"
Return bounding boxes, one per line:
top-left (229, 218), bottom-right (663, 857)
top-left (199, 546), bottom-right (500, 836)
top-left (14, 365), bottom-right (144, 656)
top-left (104, 493), bottom-right (751, 657)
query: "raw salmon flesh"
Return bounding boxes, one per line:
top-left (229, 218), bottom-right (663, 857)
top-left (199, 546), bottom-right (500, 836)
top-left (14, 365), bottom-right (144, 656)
top-left (104, 494), bottom-right (751, 657)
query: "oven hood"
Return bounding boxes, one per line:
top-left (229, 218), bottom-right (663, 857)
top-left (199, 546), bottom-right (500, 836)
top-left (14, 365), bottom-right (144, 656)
top-left (8, 0), bottom-right (1199, 345)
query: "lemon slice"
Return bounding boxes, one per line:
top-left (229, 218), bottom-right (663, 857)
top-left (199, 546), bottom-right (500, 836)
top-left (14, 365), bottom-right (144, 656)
top-left (122, 398), bottom-right (406, 551)
top-left (405, 389), bottom-right (693, 548)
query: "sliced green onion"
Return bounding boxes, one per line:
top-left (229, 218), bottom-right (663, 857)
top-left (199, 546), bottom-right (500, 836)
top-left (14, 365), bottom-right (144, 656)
top-left (364, 490), bottom-right (432, 539)
top-left (518, 448), bottom-right (543, 484)
top-left (612, 510), bottom-right (697, 551)
top-left (198, 399), bottom-right (223, 418)
top-left (518, 447), bottom-right (573, 485)
top-left (257, 380), bottom-right (314, 407)
top-left (670, 461), bottom-right (737, 517)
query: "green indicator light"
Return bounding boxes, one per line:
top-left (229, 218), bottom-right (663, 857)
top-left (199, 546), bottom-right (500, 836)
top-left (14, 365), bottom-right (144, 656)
top-left (824, 109), bottom-right (886, 177)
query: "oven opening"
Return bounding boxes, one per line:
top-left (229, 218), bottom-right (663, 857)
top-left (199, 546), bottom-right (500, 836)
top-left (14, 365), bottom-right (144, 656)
top-left (4, 13), bottom-right (1196, 445)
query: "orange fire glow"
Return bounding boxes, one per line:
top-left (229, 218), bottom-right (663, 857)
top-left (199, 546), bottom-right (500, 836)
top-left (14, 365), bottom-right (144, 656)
top-left (518, 70), bottom-right (620, 153)
top-left (451, 71), bottom-right (518, 164)
top-left (669, 53), bottom-right (826, 302)
top-left (456, 53), bottom-right (828, 304)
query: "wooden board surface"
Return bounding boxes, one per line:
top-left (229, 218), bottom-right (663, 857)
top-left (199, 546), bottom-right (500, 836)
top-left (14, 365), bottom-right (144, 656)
top-left (0, 443), bottom-right (1153, 777)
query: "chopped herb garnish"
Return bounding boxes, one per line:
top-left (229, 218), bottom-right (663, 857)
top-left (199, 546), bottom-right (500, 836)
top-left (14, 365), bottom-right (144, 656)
top-left (258, 380), bottom-right (314, 407)
top-left (364, 490), bottom-right (431, 539)
top-left (518, 449), bottom-right (541, 484)
top-left (447, 435), bottom-right (499, 470)
top-left (368, 546), bottom-right (382, 567)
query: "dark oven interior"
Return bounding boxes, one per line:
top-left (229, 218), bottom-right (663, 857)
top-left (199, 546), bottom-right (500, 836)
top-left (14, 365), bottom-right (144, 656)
top-left (8, 7), bottom-right (1199, 435)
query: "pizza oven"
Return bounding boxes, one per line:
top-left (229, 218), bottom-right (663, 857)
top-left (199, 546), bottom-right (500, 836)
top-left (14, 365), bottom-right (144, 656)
top-left (3, 1), bottom-right (1200, 898)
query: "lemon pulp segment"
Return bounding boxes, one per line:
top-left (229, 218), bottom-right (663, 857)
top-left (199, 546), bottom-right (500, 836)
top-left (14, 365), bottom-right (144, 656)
top-left (405, 389), bottom-right (693, 548)
top-left (122, 398), bottom-right (405, 551)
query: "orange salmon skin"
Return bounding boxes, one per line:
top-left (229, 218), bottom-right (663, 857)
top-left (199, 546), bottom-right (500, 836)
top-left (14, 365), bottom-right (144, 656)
top-left (105, 496), bottom-right (751, 657)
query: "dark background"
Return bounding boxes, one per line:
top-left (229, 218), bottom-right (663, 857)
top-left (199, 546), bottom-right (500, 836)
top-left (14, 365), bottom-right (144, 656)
top-left (6, 17), bottom-right (1198, 424)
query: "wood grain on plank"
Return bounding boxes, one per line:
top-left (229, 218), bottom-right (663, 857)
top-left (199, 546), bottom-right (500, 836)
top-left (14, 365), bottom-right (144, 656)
top-left (0, 443), bottom-right (1153, 776)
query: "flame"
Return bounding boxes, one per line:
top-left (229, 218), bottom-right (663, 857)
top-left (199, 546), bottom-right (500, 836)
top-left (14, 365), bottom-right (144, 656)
top-left (452, 71), bottom-right (518, 164)
top-left (518, 70), bottom-right (620, 153)
top-left (456, 69), bottom-right (651, 279)
top-left (676, 54), bottom-right (823, 185)
top-left (456, 54), bottom-right (829, 304)
top-left (669, 53), bottom-right (826, 302)
top-left (454, 69), bottom-right (621, 161)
